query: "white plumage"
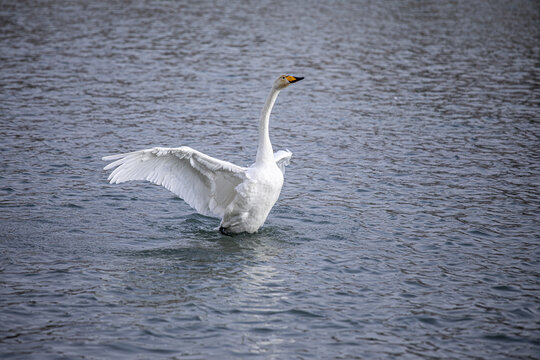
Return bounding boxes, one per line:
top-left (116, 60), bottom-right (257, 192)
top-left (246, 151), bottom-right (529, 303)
top-left (102, 75), bottom-right (303, 234)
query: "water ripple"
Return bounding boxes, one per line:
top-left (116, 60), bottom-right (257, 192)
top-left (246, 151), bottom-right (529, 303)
top-left (1, 0), bottom-right (539, 359)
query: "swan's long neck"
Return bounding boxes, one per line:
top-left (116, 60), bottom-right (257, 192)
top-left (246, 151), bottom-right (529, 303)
top-left (256, 87), bottom-right (280, 165)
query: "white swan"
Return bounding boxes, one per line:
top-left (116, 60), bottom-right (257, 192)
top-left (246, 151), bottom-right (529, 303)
top-left (102, 75), bottom-right (304, 234)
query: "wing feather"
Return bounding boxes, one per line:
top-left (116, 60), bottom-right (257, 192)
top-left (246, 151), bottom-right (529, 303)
top-left (274, 149), bottom-right (292, 175)
top-left (102, 147), bottom-right (247, 218)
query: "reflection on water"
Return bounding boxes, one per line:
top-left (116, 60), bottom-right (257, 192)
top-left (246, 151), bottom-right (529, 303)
top-left (1, 0), bottom-right (539, 358)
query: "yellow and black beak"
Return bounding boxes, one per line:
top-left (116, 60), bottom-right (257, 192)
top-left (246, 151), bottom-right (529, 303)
top-left (286, 75), bottom-right (304, 83)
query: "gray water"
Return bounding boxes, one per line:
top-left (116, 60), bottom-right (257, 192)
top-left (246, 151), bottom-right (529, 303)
top-left (1, 0), bottom-right (539, 359)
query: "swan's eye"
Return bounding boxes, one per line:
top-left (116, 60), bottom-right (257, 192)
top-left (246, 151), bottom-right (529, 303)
top-left (282, 76), bottom-right (286, 79)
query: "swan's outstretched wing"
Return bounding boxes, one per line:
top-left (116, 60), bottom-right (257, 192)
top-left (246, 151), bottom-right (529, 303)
top-left (274, 149), bottom-right (292, 175)
top-left (103, 147), bottom-right (247, 218)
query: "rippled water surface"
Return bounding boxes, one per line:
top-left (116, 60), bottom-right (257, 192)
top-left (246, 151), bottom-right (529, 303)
top-left (1, 0), bottom-right (539, 359)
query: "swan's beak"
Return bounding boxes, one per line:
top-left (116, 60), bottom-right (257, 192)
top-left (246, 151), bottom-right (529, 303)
top-left (286, 75), bottom-right (304, 83)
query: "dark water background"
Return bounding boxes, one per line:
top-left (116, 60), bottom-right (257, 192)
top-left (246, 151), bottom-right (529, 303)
top-left (1, 0), bottom-right (539, 359)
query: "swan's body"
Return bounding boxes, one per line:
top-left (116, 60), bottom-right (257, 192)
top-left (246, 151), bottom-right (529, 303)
top-left (102, 75), bottom-right (303, 234)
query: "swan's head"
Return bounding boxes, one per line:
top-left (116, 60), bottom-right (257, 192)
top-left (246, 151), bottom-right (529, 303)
top-left (274, 75), bottom-right (304, 90)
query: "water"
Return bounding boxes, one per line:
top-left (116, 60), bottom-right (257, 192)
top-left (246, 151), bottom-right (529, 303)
top-left (1, 0), bottom-right (539, 358)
